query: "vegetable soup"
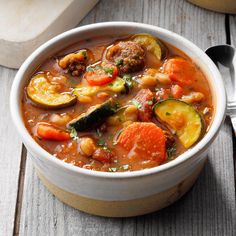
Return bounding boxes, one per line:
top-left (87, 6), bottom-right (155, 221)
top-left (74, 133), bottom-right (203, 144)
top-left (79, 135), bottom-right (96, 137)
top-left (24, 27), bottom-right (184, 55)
top-left (22, 34), bottom-right (213, 172)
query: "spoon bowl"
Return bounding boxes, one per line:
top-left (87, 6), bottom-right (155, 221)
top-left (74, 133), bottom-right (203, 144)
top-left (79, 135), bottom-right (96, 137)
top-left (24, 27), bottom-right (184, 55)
top-left (206, 44), bottom-right (236, 134)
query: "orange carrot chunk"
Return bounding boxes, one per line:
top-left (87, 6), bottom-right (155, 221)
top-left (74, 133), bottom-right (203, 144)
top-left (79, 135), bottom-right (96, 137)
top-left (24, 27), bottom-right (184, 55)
top-left (117, 122), bottom-right (166, 164)
top-left (163, 58), bottom-right (197, 86)
top-left (37, 123), bottom-right (71, 141)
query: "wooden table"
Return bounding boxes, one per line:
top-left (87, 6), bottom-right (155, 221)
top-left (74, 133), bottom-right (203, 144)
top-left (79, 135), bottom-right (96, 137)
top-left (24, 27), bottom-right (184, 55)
top-left (1, 0), bottom-right (235, 235)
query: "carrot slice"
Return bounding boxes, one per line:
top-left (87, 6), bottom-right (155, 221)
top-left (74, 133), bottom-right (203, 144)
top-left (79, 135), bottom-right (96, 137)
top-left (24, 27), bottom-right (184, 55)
top-left (163, 58), bottom-right (197, 86)
top-left (117, 122), bottom-right (166, 164)
top-left (84, 64), bottom-right (118, 86)
top-left (37, 123), bottom-right (70, 141)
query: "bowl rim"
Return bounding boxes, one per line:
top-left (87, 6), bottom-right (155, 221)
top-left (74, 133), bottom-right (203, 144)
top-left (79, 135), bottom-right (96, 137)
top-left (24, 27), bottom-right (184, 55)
top-left (10, 21), bottom-right (226, 179)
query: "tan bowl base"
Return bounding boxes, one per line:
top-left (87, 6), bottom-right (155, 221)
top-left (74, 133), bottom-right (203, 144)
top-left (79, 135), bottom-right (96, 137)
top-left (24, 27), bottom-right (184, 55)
top-left (36, 161), bottom-right (205, 217)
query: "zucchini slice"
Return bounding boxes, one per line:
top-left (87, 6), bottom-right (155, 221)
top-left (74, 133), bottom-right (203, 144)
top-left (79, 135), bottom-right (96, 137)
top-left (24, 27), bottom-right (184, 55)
top-left (67, 98), bottom-right (119, 131)
top-left (154, 99), bottom-right (203, 148)
top-left (73, 77), bottom-right (126, 97)
top-left (132, 34), bottom-right (166, 60)
top-left (27, 73), bottom-right (77, 109)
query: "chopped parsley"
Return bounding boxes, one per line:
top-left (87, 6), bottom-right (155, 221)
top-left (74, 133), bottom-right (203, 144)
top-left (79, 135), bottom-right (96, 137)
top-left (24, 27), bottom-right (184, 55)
top-left (123, 74), bottom-right (133, 90)
top-left (81, 50), bottom-right (87, 58)
top-left (115, 59), bottom-right (124, 66)
top-left (97, 139), bottom-right (106, 146)
top-left (86, 65), bottom-right (102, 72)
top-left (69, 127), bottom-right (78, 140)
top-left (166, 112), bottom-right (171, 116)
top-left (132, 99), bottom-right (142, 109)
top-left (122, 164), bottom-right (129, 170)
top-left (167, 144), bottom-right (177, 160)
top-left (148, 100), bottom-right (153, 105)
top-left (108, 167), bottom-right (118, 172)
top-left (104, 67), bottom-right (114, 76)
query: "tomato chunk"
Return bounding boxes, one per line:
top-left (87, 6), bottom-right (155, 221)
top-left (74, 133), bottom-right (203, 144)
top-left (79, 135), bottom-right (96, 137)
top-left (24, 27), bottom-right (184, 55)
top-left (117, 122), bottom-right (166, 164)
top-left (84, 64), bottom-right (118, 86)
top-left (163, 58), bottom-right (197, 86)
top-left (37, 123), bottom-right (70, 141)
top-left (92, 148), bottom-right (113, 163)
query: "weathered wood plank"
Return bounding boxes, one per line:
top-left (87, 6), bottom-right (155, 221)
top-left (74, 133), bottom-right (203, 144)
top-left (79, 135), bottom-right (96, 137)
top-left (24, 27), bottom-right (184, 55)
top-left (0, 67), bottom-right (24, 236)
top-left (19, 0), bottom-right (236, 235)
top-left (229, 14), bottom-right (236, 47)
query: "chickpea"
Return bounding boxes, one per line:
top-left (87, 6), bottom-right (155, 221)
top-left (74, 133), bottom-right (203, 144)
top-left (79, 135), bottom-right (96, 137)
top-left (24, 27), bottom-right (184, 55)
top-left (155, 73), bottom-right (171, 85)
top-left (107, 115), bottom-right (121, 126)
top-left (97, 92), bottom-right (109, 99)
top-left (77, 95), bottom-right (92, 103)
top-left (49, 113), bottom-right (71, 126)
top-left (50, 75), bottom-right (68, 86)
top-left (80, 137), bottom-right (96, 156)
top-left (140, 75), bottom-right (157, 86)
top-left (124, 105), bottom-right (138, 122)
top-left (181, 92), bottom-right (205, 104)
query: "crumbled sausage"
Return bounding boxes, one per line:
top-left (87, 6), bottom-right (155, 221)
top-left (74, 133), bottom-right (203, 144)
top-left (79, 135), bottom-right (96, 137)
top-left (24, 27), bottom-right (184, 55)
top-left (106, 41), bottom-right (145, 74)
top-left (58, 50), bottom-right (88, 76)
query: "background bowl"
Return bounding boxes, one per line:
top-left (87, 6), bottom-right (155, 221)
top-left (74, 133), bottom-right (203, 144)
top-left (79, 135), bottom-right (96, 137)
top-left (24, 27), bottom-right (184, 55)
top-left (10, 22), bottom-right (226, 217)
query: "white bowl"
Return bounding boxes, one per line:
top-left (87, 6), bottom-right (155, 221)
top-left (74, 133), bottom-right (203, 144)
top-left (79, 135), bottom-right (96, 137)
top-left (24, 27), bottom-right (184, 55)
top-left (10, 22), bottom-right (226, 217)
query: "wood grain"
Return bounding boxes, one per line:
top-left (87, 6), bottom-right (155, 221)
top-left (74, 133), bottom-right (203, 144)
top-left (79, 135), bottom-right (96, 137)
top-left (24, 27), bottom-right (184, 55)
top-left (230, 15), bottom-right (236, 46)
top-left (0, 68), bottom-right (23, 236)
top-left (19, 0), bottom-right (236, 235)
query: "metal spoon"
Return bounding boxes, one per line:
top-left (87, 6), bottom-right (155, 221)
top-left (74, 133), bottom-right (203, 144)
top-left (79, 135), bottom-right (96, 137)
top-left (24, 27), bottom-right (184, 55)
top-left (205, 45), bottom-right (236, 135)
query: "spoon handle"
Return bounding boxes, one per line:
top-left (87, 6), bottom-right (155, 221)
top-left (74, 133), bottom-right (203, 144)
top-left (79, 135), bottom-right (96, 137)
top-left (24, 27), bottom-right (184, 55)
top-left (230, 114), bottom-right (236, 136)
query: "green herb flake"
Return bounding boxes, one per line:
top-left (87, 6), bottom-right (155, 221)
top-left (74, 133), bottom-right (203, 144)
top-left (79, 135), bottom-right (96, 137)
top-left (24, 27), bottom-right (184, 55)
top-left (132, 99), bottom-right (142, 109)
top-left (69, 128), bottom-right (78, 140)
top-left (115, 59), bottom-right (124, 66)
top-left (108, 167), bottom-right (118, 172)
top-left (152, 97), bottom-right (157, 104)
top-left (104, 67), bottom-right (114, 76)
top-left (148, 100), bottom-right (153, 105)
top-left (122, 164), bottom-right (129, 170)
top-left (123, 74), bottom-right (133, 90)
top-left (167, 144), bottom-right (177, 160)
top-left (97, 139), bottom-right (106, 146)
top-left (166, 112), bottom-right (171, 116)
top-left (81, 50), bottom-right (87, 58)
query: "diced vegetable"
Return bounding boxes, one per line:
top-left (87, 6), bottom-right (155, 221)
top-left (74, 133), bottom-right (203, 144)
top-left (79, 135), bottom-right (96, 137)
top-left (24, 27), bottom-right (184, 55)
top-left (154, 99), bottom-right (203, 148)
top-left (27, 73), bottom-right (77, 109)
top-left (107, 77), bottom-right (126, 93)
top-left (37, 123), bottom-right (71, 141)
top-left (171, 85), bottom-right (184, 99)
top-left (84, 63), bottom-right (118, 86)
top-left (67, 98), bottom-right (119, 131)
top-left (163, 58), bottom-right (196, 86)
top-left (117, 122), bottom-right (166, 164)
top-left (132, 34), bottom-right (165, 60)
top-left (92, 148), bottom-right (113, 163)
top-left (73, 77), bottom-right (126, 98)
